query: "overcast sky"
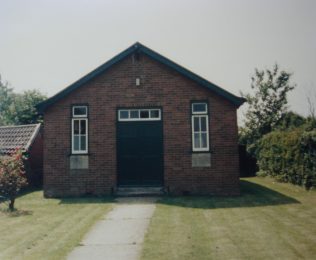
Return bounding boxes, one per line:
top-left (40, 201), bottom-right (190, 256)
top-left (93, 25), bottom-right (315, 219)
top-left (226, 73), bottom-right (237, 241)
top-left (1, 0), bottom-right (315, 122)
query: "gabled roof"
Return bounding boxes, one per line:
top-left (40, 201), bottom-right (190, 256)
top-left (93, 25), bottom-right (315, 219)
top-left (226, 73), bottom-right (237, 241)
top-left (36, 42), bottom-right (245, 112)
top-left (0, 124), bottom-right (41, 155)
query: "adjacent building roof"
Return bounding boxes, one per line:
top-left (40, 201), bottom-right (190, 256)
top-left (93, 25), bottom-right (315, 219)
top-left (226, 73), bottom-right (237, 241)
top-left (0, 124), bottom-right (41, 155)
top-left (36, 42), bottom-right (246, 113)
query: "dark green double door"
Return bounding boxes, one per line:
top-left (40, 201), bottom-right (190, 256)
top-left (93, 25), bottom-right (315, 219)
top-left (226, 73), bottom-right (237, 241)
top-left (117, 121), bottom-right (163, 186)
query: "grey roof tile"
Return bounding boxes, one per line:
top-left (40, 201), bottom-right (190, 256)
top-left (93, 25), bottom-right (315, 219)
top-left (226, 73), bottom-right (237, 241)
top-left (0, 124), bottom-right (41, 155)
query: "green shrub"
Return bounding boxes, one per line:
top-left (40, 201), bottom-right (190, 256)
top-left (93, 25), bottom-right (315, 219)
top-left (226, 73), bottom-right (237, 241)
top-left (257, 129), bottom-right (316, 189)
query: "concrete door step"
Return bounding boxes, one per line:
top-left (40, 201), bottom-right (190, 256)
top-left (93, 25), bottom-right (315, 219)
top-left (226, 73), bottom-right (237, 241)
top-left (116, 186), bottom-right (165, 197)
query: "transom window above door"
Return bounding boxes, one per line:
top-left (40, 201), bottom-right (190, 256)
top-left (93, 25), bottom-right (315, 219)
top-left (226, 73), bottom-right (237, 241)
top-left (118, 108), bottom-right (161, 121)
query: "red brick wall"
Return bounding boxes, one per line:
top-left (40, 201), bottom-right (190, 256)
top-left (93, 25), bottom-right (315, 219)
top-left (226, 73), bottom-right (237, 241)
top-left (43, 53), bottom-right (240, 197)
top-left (27, 129), bottom-right (43, 187)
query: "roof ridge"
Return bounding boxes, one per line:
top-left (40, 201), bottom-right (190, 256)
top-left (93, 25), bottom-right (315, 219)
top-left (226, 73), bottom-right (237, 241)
top-left (0, 123), bottom-right (40, 129)
top-left (25, 124), bottom-right (41, 151)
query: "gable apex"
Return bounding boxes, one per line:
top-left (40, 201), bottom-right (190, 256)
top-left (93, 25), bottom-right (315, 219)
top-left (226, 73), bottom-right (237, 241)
top-left (36, 42), bottom-right (245, 113)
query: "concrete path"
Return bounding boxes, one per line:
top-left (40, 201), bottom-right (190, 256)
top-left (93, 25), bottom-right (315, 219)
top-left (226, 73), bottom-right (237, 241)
top-left (68, 197), bottom-right (157, 260)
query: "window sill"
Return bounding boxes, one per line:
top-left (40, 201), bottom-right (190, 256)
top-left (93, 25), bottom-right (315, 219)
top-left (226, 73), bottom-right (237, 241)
top-left (191, 150), bottom-right (213, 154)
top-left (69, 154), bottom-right (89, 169)
top-left (68, 153), bottom-right (90, 157)
top-left (192, 153), bottom-right (211, 167)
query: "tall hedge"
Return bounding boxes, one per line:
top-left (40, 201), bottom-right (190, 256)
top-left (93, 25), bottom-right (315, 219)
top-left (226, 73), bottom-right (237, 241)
top-left (257, 129), bottom-right (316, 189)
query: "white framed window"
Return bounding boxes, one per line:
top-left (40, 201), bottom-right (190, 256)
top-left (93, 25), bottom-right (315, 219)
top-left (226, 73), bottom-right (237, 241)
top-left (72, 106), bottom-right (88, 154)
top-left (192, 103), bottom-right (207, 114)
top-left (191, 102), bottom-right (209, 151)
top-left (73, 106), bottom-right (87, 117)
top-left (118, 108), bottom-right (161, 121)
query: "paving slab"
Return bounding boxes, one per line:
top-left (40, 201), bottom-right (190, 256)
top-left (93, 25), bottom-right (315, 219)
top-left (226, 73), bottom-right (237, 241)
top-left (67, 197), bottom-right (157, 260)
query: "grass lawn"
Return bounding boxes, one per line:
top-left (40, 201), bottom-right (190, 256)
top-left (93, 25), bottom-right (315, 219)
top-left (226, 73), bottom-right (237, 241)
top-left (142, 177), bottom-right (316, 260)
top-left (0, 191), bottom-right (113, 260)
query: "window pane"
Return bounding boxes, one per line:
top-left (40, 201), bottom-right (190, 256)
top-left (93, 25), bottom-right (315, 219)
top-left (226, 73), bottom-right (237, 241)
top-left (201, 116), bottom-right (207, 131)
top-left (74, 135), bottom-right (80, 151)
top-left (130, 110), bottom-right (139, 118)
top-left (140, 110), bottom-right (149, 118)
top-left (193, 103), bottom-right (207, 113)
top-left (201, 133), bottom-right (207, 148)
top-left (74, 120), bottom-right (79, 134)
top-left (80, 120), bottom-right (86, 134)
top-left (119, 110), bottom-right (129, 119)
top-left (73, 106), bottom-right (87, 116)
top-left (80, 136), bottom-right (86, 151)
top-left (194, 117), bottom-right (200, 132)
top-left (150, 110), bottom-right (160, 118)
top-left (194, 133), bottom-right (200, 148)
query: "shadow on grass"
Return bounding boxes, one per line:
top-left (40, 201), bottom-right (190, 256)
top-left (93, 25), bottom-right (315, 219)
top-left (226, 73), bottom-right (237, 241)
top-left (58, 196), bottom-right (115, 205)
top-left (0, 187), bottom-right (40, 215)
top-left (158, 180), bottom-right (300, 209)
top-left (0, 207), bottom-right (33, 217)
top-left (18, 186), bottom-right (42, 197)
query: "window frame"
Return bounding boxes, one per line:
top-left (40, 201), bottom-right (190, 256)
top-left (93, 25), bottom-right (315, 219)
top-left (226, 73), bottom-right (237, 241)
top-left (118, 108), bottom-right (161, 121)
top-left (71, 105), bottom-right (88, 154)
top-left (192, 103), bottom-right (208, 114)
top-left (72, 105), bottom-right (88, 118)
top-left (191, 102), bottom-right (210, 152)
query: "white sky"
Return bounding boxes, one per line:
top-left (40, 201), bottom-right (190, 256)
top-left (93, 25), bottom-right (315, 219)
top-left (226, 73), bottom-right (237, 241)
top-left (0, 0), bottom-right (315, 122)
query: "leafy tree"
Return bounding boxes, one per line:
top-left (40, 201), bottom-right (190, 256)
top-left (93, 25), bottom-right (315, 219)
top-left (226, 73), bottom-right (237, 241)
top-left (276, 111), bottom-right (306, 131)
top-left (0, 75), bottom-right (46, 125)
top-left (8, 90), bottom-right (46, 124)
top-left (0, 150), bottom-right (28, 211)
top-left (0, 76), bottom-right (14, 126)
top-left (306, 86), bottom-right (316, 120)
top-left (240, 64), bottom-right (295, 155)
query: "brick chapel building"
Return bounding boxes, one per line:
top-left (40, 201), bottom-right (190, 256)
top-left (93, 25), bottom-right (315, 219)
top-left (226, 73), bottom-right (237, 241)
top-left (37, 42), bottom-right (245, 197)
